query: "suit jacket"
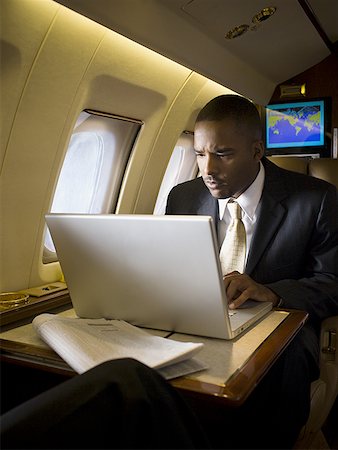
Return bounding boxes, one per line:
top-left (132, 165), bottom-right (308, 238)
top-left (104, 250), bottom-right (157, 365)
top-left (166, 157), bottom-right (338, 327)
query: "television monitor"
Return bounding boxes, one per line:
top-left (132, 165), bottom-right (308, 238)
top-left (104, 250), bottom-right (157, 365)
top-left (264, 97), bottom-right (331, 157)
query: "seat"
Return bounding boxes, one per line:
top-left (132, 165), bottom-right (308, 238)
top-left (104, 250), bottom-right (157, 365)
top-left (267, 156), bottom-right (308, 174)
top-left (308, 158), bottom-right (338, 189)
top-left (294, 316), bottom-right (338, 448)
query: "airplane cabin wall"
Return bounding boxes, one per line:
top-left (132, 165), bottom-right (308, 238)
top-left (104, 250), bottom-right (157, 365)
top-left (1, 0), bottom-right (237, 292)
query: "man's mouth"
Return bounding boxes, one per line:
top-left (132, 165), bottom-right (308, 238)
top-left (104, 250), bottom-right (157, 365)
top-left (204, 178), bottom-right (226, 190)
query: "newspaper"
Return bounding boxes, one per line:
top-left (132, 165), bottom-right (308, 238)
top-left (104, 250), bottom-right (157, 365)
top-left (32, 313), bottom-right (207, 379)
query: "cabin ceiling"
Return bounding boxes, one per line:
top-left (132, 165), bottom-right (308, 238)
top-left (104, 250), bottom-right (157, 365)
top-left (54, 0), bottom-right (338, 104)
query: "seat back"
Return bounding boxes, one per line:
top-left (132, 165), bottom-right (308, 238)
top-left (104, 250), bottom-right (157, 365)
top-left (308, 158), bottom-right (338, 189)
top-left (267, 156), bottom-right (308, 174)
top-left (268, 156), bottom-right (338, 190)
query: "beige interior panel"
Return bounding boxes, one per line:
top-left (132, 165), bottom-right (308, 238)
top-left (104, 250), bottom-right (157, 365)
top-left (128, 75), bottom-right (238, 214)
top-left (1, 0), bottom-right (243, 292)
top-left (0, 0), bottom-right (58, 167)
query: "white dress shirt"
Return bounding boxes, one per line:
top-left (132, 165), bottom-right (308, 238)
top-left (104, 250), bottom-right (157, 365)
top-left (218, 162), bottom-right (265, 264)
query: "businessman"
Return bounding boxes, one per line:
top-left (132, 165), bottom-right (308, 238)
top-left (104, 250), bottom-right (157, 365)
top-left (166, 94), bottom-right (338, 448)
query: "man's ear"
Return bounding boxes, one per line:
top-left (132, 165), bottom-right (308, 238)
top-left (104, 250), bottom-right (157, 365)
top-left (252, 140), bottom-right (265, 161)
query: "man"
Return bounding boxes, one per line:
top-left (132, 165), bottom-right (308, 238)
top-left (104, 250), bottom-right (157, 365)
top-left (166, 95), bottom-right (338, 448)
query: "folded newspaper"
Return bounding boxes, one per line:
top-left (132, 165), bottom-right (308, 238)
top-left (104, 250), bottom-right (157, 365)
top-left (32, 313), bottom-right (207, 380)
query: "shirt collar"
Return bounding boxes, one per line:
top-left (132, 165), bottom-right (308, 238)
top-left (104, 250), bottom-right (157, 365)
top-left (218, 161), bottom-right (265, 220)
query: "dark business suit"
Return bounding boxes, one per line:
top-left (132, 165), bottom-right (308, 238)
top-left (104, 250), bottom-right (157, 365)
top-left (166, 157), bottom-right (338, 448)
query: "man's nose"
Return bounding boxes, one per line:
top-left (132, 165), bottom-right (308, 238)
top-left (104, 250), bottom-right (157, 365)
top-left (204, 154), bottom-right (218, 176)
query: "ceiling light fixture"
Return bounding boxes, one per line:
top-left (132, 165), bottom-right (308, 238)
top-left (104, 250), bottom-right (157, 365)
top-left (225, 24), bottom-right (250, 40)
top-left (252, 6), bottom-right (277, 24)
top-left (225, 6), bottom-right (277, 39)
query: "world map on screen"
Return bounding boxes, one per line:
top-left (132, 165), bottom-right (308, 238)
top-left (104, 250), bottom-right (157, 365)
top-left (267, 105), bottom-right (323, 148)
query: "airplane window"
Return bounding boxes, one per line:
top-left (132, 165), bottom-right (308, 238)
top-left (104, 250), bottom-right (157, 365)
top-left (43, 111), bottom-right (141, 262)
top-left (153, 132), bottom-right (198, 215)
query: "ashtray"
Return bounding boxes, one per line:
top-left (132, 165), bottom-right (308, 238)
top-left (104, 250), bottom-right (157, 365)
top-left (0, 292), bottom-right (30, 309)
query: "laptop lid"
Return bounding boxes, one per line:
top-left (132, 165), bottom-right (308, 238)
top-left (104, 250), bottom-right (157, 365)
top-left (45, 214), bottom-right (271, 339)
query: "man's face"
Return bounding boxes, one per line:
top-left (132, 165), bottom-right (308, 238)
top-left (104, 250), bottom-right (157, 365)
top-left (194, 119), bottom-right (264, 199)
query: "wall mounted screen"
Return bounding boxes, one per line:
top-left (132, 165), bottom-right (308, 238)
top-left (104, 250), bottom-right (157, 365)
top-left (264, 98), bottom-right (331, 157)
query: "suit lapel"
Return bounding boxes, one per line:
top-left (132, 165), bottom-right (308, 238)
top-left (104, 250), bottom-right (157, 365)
top-left (245, 159), bottom-right (288, 275)
top-left (194, 179), bottom-right (219, 228)
top-left (245, 193), bottom-right (286, 274)
top-left (196, 194), bottom-right (218, 222)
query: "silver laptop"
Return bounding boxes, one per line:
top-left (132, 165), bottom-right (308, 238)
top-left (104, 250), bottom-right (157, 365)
top-left (45, 214), bottom-right (272, 339)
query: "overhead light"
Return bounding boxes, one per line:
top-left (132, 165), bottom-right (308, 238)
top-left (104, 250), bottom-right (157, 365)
top-left (252, 7), bottom-right (277, 25)
top-left (225, 24), bottom-right (250, 40)
top-left (225, 6), bottom-right (277, 40)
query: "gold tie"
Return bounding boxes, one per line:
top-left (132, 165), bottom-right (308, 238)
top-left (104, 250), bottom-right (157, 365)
top-left (219, 201), bottom-right (246, 276)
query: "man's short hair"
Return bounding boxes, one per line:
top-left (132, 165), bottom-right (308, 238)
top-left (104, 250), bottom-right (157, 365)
top-left (196, 95), bottom-right (262, 140)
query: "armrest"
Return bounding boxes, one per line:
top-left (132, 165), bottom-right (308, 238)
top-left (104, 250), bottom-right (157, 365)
top-left (318, 315), bottom-right (338, 427)
top-left (295, 316), bottom-right (338, 447)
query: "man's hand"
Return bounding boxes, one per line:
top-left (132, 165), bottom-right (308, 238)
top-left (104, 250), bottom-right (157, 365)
top-left (223, 271), bottom-right (279, 309)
